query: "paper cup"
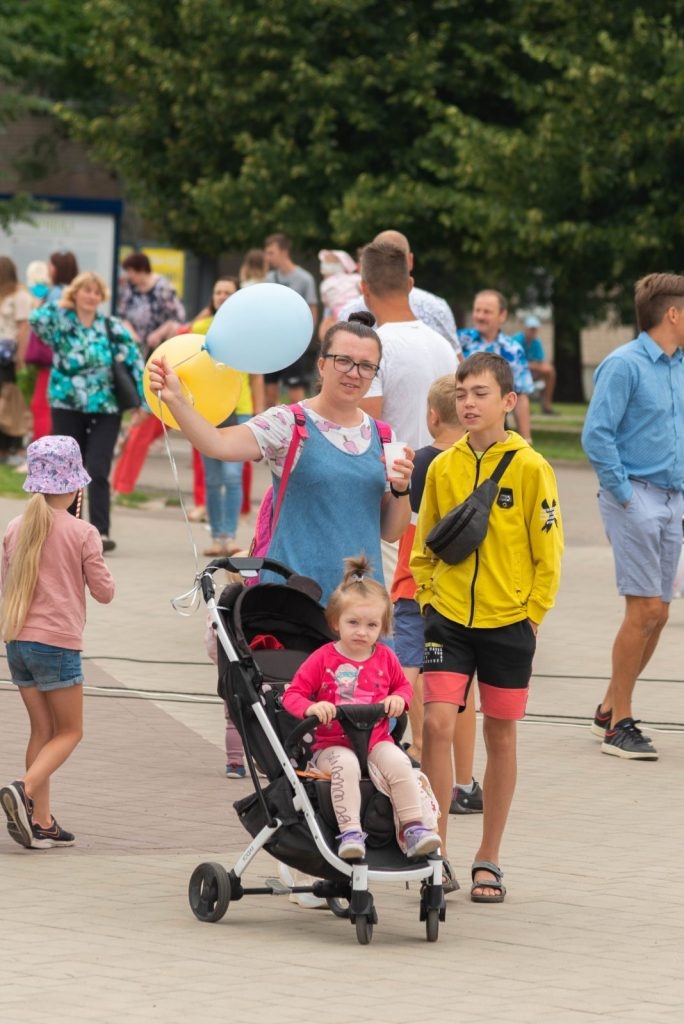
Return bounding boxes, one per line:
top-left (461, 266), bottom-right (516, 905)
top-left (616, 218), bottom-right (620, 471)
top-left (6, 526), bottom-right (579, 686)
top-left (383, 441), bottom-right (407, 482)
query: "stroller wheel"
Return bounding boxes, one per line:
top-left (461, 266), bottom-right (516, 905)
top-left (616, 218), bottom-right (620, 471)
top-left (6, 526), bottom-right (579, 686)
top-left (355, 913), bottom-right (374, 945)
top-left (425, 907), bottom-right (439, 942)
top-left (326, 897), bottom-right (351, 919)
top-left (188, 862), bottom-right (231, 923)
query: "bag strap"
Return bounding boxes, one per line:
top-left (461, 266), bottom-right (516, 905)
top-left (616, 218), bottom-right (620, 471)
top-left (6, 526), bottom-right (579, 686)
top-left (104, 316), bottom-right (117, 356)
top-left (373, 418), bottom-right (392, 445)
top-left (271, 403), bottom-right (308, 532)
top-left (488, 449), bottom-right (517, 485)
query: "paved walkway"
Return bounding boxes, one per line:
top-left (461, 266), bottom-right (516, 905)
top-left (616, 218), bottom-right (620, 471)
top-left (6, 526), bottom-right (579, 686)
top-left (1, 440), bottom-right (684, 1024)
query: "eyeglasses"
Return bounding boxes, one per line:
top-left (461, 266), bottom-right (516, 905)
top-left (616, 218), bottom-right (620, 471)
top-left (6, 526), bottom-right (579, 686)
top-left (321, 354), bottom-right (380, 380)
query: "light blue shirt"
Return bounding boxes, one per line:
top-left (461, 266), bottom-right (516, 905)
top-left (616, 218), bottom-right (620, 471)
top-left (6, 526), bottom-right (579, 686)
top-left (458, 328), bottom-right (535, 395)
top-left (581, 331), bottom-right (684, 504)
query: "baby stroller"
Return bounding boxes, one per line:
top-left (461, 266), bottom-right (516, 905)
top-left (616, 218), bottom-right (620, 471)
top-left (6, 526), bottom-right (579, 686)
top-left (188, 556), bottom-right (447, 944)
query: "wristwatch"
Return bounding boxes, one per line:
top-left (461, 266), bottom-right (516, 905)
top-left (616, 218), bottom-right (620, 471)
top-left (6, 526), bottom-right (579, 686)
top-left (390, 482), bottom-right (411, 498)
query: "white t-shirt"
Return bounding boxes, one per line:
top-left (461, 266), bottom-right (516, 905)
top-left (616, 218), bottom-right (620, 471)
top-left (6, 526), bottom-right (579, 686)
top-left (366, 320), bottom-right (459, 449)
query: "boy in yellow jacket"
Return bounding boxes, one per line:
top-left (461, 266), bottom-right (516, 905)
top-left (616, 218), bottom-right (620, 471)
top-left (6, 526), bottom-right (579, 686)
top-left (411, 352), bottom-right (563, 902)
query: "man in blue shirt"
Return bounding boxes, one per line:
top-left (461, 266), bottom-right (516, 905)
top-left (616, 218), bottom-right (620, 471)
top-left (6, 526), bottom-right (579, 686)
top-left (511, 315), bottom-right (558, 415)
top-left (459, 290), bottom-right (535, 441)
top-left (582, 273), bottom-right (684, 761)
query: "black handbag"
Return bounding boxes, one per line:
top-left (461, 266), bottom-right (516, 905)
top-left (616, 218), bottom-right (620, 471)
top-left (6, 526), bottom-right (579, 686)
top-left (425, 450), bottom-right (517, 564)
top-left (106, 318), bottom-right (141, 412)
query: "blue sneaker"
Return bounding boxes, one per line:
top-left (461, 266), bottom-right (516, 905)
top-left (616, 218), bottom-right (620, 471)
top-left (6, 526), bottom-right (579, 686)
top-left (225, 764), bottom-right (246, 779)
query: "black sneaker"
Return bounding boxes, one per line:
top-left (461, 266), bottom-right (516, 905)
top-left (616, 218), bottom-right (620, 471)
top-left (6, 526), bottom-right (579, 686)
top-left (0, 780), bottom-right (34, 848)
top-left (449, 778), bottom-right (483, 814)
top-left (591, 705), bottom-right (612, 738)
top-left (602, 718), bottom-right (658, 760)
top-left (592, 706), bottom-right (651, 741)
top-left (31, 818), bottom-right (75, 849)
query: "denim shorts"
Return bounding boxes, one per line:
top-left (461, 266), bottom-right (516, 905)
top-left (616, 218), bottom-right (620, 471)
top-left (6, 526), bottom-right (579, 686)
top-left (598, 480), bottom-right (684, 600)
top-left (5, 641), bottom-right (83, 691)
top-left (393, 597), bottom-right (424, 667)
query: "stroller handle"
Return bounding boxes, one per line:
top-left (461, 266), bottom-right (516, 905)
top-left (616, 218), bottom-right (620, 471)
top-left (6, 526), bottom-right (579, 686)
top-left (284, 703), bottom-right (389, 757)
top-left (199, 556), bottom-right (296, 602)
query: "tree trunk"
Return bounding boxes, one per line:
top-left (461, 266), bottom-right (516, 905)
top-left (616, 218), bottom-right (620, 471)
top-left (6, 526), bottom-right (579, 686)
top-left (552, 288), bottom-right (586, 402)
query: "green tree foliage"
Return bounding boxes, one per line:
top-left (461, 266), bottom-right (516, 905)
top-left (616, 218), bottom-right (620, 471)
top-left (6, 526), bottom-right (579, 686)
top-left (64, 0), bottom-right (546, 263)
top-left (0, 0), bottom-right (103, 227)
top-left (421, 2), bottom-right (684, 396)
top-left (7, 0), bottom-right (684, 396)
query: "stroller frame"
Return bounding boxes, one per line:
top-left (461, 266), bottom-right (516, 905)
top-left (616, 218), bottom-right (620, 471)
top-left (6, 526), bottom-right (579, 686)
top-left (188, 557), bottom-right (447, 944)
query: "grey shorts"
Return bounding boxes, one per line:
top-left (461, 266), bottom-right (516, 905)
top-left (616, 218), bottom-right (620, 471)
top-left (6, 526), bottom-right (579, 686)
top-left (598, 480), bottom-right (684, 601)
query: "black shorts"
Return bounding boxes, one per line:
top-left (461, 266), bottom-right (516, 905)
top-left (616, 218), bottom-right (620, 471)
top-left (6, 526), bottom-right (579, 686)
top-left (422, 609), bottom-right (535, 719)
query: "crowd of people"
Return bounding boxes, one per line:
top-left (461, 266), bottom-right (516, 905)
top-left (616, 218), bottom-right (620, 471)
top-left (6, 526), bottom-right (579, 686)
top-left (2, 231), bottom-right (680, 913)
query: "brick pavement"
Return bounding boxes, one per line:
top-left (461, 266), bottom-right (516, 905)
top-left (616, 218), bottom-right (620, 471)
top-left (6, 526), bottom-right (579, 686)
top-left (1, 442), bottom-right (684, 1024)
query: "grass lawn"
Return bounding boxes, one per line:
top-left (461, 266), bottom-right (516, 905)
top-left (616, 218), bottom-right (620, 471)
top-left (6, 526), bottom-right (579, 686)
top-left (0, 464), bottom-right (29, 501)
top-left (530, 402), bottom-right (588, 462)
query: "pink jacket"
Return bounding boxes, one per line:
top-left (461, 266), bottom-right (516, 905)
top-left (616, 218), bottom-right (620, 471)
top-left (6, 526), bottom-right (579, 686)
top-left (282, 642), bottom-right (413, 752)
top-left (2, 509), bottom-right (115, 649)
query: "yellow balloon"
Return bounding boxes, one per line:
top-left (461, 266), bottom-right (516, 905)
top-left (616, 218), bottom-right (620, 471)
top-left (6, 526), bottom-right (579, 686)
top-left (143, 334), bottom-right (242, 429)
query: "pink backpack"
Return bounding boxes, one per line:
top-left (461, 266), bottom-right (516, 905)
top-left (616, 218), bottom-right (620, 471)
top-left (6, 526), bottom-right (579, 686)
top-left (248, 404), bottom-right (391, 573)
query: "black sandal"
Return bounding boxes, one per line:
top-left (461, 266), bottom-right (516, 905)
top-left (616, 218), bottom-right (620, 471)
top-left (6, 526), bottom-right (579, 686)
top-left (470, 860), bottom-right (506, 903)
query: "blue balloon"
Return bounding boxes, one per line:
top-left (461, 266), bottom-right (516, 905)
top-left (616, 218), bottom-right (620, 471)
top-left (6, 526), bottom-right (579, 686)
top-left (204, 282), bottom-right (314, 373)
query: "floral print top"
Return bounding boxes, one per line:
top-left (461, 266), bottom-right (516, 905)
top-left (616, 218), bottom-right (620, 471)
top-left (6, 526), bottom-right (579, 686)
top-left (246, 402), bottom-right (393, 477)
top-left (117, 276), bottom-right (185, 343)
top-left (29, 304), bottom-right (145, 414)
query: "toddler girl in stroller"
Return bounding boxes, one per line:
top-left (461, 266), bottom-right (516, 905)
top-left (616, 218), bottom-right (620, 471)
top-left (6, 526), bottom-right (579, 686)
top-left (188, 553), bottom-right (446, 944)
top-left (282, 555), bottom-right (441, 862)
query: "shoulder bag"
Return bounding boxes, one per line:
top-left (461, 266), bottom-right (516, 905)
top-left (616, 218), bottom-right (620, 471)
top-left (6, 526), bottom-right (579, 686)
top-left (425, 450), bottom-right (517, 564)
top-left (106, 318), bottom-right (141, 412)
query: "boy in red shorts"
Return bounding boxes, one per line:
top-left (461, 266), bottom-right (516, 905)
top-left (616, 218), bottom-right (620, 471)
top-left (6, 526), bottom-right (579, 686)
top-left (411, 352), bottom-right (563, 902)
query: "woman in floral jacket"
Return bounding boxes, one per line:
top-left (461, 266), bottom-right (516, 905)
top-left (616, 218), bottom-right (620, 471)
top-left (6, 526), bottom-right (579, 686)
top-left (30, 271), bottom-right (144, 552)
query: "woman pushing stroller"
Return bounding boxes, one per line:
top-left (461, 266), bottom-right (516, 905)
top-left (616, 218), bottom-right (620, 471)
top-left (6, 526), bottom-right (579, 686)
top-left (282, 555), bottom-right (441, 861)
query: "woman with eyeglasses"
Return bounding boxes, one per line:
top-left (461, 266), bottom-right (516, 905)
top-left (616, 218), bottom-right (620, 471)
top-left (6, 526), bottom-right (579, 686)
top-left (148, 311), bottom-right (413, 604)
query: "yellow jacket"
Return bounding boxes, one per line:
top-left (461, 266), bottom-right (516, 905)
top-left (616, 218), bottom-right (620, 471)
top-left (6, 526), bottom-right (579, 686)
top-left (410, 432), bottom-right (563, 628)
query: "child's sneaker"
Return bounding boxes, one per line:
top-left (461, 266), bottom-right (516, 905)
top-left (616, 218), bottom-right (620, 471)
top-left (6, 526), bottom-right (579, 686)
top-left (449, 778), bottom-right (483, 814)
top-left (403, 825), bottom-right (441, 858)
top-left (225, 764), bottom-right (246, 779)
top-left (31, 818), bottom-right (75, 849)
top-left (337, 830), bottom-right (366, 860)
top-left (0, 780), bottom-right (34, 849)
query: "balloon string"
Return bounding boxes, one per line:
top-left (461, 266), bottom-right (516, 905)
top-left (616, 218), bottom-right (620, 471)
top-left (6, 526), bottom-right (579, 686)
top-left (150, 391), bottom-right (204, 617)
top-left (170, 352), bottom-right (201, 373)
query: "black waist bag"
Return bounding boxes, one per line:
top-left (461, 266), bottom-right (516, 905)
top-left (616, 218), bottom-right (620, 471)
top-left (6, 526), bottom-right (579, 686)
top-left (425, 450), bottom-right (516, 565)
